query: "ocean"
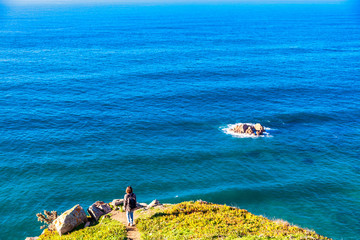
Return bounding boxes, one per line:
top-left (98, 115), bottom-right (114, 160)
top-left (0, 3), bottom-right (359, 239)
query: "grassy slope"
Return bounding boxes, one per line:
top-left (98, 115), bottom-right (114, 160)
top-left (136, 201), bottom-right (331, 240)
top-left (38, 217), bottom-right (127, 240)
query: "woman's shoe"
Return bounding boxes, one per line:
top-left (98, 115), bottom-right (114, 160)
top-left (128, 223), bottom-right (130, 226)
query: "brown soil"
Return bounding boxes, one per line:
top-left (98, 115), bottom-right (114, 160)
top-left (110, 210), bottom-right (141, 240)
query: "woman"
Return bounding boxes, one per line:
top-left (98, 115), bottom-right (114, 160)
top-left (124, 186), bottom-right (136, 226)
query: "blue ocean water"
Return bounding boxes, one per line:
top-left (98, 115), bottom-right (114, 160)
top-left (0, 3), bottom-right (359, 239)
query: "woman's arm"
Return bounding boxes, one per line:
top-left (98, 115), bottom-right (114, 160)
top-left (124, 194), bottom-right (128, 209)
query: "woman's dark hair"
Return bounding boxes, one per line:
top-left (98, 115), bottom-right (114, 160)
top-left (126, 186), bottom-right (133, 194)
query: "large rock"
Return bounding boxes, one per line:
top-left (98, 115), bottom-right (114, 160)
top-left (53, 205), bottom-right (87, 236)
top-left (254, 123), bottom-right (266, 135)
top-left (245, 126), bottom-right (255, 135)
top-left (232, 124), bottom-right (248, 134)
top-left (254, 123), bottom-right (264, 131)
top-left (88, 201), bottom-right (112, 222)
top-left (137, 202), bottom-right (148, 209)
top-left (111, 199), bottom-right (124, 206)
top-left (147, 199), bottom-right (161, 209)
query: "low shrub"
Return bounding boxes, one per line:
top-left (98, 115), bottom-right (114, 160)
top-left (38, 218), bottom-right (127, 240)
top-left (136, 201), bottom-right (331, 240)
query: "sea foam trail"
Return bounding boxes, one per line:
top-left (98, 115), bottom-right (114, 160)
top-left (221, 123), bottom-right (272, 138)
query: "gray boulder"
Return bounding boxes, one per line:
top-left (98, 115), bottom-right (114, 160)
top-left (111, 199), bottom-right (124, 206)
top-left (137, 202), bottom-right (148, 209)
top-left (53, 204), bottom-right (87, 236)
top-left (147, 199), bottom-right (161, 209)
top-left (88, 201), bottom-right (112, 222)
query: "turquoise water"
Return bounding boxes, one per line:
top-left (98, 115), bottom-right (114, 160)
top-left (0, 3), bottom-right (360, 239)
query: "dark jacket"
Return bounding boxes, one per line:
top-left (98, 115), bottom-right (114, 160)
top-left (124, 193), bottom-right (136, 212)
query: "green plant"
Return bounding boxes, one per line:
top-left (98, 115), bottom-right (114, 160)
top-left (109, 203), bottom-right (115, 211)
top-left (136, 201), bottom-right (331, 240)
top-left (38, 218), bottom-right (127, 240)
top-left (109, 202), bottom-right (124, 211)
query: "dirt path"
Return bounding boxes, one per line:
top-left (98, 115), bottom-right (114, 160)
top-left (111, 210), bottom-right (141, 240)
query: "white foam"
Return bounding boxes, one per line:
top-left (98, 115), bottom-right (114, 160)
top-left (221, 123), bottom-right (272, 138)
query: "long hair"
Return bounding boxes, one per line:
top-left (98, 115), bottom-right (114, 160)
top-left (126, 186), bottom-right (133, 194)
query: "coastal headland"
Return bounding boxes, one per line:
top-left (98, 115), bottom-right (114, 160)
top-left (28, 199), bottom-right (331, 240)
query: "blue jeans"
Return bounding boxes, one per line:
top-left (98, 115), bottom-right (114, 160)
top-left (126, 211), bottom-right (134, 225)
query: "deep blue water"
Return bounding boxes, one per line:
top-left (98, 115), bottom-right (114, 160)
top-left (0, 3), bottom-right (360, 239)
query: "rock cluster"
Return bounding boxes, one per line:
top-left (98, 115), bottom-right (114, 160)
top-left (28, 198), bottom-right (162, 239)
top-left (231, 123), bottom-right (265, 136)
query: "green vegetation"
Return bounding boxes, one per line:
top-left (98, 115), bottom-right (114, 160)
top-left (109, 203), bottom-right (124, 212)
top-left (136, 201), bottom-right (330, 240)
top-left (38, 218), bottom-right (127, 240)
